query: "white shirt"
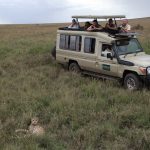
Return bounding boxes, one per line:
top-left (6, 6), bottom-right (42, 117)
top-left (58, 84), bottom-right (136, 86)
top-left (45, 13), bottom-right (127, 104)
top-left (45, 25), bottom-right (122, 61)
top-left (120, 24), bottom-right (131, 32)
top-left (101, 49), bottom-right (113, 57)
top-left (68, 24), bottom-right (79, 29)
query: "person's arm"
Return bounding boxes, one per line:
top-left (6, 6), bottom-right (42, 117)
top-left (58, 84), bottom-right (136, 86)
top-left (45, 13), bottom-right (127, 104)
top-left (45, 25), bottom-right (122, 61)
top-left (120, 25), bottom-right (127, 32)
top-left (68, 24), bottom-right (73, 28)
top-left (95, 25), bottom-right (103, 30)
top-left (126, 24), bottom-right (131, 32)
top-left (105, 23), bottom-right (109, 29)
top-left (87, 25), bottom-right (95, 31)
top-left (120, 24), bottom-right (131, 32)
top-left (106, 23), bottom-right (117, 30)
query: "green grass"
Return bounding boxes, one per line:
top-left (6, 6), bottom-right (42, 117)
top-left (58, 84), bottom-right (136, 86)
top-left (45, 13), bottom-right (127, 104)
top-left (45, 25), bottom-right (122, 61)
top-left (142, 40), bottom-right (150, 54)
top-left (0, 22), bottom-right (150, 150)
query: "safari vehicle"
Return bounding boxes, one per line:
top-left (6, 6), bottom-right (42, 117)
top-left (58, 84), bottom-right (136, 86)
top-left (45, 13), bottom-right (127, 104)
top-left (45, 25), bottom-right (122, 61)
top-left (54, 15), bottom-right (150, 90)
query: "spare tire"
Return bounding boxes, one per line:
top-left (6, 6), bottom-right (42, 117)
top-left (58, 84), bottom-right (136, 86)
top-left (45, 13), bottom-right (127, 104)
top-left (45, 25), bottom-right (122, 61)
top-left (51, 46), bottom-right (56, 59)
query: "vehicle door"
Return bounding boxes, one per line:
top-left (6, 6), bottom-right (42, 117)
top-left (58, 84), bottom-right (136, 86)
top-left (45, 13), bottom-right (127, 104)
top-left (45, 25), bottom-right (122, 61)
top-left (78, 36), bottom-right (97, 72)
top-left (96, 43), bottom-right (119, 77)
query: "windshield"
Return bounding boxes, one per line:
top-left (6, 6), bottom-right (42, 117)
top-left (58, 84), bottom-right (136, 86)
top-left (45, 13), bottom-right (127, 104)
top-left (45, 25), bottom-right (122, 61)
top-left (115, 38), bottom-right (143, 55)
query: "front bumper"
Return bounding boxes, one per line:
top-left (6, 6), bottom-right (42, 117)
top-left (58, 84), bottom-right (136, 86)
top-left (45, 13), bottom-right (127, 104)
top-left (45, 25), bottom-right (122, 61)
top-left (140, 75), bottom-right (150, 86)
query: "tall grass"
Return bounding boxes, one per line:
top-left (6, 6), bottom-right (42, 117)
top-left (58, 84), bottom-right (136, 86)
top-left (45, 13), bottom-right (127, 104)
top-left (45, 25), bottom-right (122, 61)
top-left (142, 40), bottom-right (150, 54)
top-left (0, 21), bottom-right (150, 150)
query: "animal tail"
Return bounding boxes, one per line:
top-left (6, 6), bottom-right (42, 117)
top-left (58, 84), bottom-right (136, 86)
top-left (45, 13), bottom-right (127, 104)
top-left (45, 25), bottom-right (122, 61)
top-left (15, 129), bottom-right (29, 133)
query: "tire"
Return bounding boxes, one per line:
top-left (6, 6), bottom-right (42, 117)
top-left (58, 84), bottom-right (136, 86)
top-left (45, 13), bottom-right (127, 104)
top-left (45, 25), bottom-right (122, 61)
top-left (69, 62), bottom-right (81, 73)
top-left (51, 46), bottom-right (56, 59)
top-left (124, 73), bottom-right (143, 90)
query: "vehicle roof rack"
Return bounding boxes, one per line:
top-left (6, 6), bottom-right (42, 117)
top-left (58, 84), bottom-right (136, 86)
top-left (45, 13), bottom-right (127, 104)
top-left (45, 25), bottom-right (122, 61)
top-left (72, 15), bottom-right (126, 20)
top-left (115, 32), bottom-right (139, 38)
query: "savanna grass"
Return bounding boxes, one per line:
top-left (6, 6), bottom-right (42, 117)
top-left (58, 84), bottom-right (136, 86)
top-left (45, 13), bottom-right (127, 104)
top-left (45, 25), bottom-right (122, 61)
top-left (0, 19), bottom-right (150, 149)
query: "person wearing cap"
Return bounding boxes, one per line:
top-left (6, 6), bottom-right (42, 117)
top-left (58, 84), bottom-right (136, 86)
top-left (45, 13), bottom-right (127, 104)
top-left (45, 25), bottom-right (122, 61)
top-left (68, 19), bottom-right (79, 29)
top-left (120, 19), bottom-right (131, 32)
top-left (87, 19), bottom-right (103, 31)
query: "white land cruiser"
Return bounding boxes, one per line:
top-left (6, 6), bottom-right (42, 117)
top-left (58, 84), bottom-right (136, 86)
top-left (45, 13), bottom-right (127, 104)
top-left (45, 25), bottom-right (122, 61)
top-left (52, 15), bottom-right (150, 90)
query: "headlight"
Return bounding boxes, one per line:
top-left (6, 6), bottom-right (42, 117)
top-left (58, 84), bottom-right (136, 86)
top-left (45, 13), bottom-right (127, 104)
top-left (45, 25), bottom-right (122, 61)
top-left (147, 67), bottom-right (150, 75)
top-left (139, 67), bottom-right (146, 75)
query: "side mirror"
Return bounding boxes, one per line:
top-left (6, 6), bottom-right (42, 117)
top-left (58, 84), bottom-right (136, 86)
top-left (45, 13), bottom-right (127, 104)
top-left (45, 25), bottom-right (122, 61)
top-left (107, 53), bottom-right (113, 60)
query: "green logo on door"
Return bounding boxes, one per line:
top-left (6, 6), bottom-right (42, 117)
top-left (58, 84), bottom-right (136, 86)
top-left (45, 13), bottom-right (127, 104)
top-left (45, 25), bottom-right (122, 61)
top-left (102, 64), bottom-right (110, 71)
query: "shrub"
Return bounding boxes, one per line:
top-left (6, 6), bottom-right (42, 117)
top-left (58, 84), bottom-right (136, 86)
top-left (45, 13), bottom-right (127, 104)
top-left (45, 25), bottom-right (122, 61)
top-left (132, 24), bottom-right (144, 30)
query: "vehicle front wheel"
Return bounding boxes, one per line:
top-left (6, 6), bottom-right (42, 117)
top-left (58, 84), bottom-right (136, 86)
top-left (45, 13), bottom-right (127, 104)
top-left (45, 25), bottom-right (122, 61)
top-left (69, 62), bottom-right (81, 73)
top-left (124, 73), bottom-right (143, 90)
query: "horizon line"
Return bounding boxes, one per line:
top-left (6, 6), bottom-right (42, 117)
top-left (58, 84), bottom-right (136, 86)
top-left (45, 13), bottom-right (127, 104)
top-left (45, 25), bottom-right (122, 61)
top-left (0, 16), bottom-right (149, 25)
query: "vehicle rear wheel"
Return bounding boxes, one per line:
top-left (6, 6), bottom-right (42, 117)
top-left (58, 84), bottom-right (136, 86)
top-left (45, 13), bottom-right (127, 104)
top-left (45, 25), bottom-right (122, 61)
top-left (69, 62), bottom-right (81, 73)
top-left (124, 73), bottom-right (143, 90)
top-left (51, 46), bottom-right (56, 59)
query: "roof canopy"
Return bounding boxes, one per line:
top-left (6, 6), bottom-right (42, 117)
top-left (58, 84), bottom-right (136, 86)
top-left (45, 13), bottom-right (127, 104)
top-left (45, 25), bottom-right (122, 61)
top-left (72, 15), bottom-right (126, 19)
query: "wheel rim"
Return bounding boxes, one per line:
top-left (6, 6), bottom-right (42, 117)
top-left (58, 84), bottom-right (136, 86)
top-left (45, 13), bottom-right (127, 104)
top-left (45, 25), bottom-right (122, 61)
top-left (70, 65), bottom-right (77, 72)
top-left (126, 78), bottom-right (136, 90)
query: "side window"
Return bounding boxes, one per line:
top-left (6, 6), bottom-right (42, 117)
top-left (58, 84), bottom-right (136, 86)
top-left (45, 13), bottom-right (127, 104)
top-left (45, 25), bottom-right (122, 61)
top-left (65, 35), bottom-right (70, 49)
top-left (59, 34), bottom-right (82, 51)
top-left (101, 44), bottom-right (113, 57)
top-left (59, 35), bottom-right (66, 49)
top-left (84, 38), bottom-right (95, 54)
top-left (69, 36), bottom-right (76, 50)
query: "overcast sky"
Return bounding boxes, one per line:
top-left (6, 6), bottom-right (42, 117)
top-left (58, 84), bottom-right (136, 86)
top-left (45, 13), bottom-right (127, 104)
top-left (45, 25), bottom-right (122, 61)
top-left (0, 0), bottom-right (150, 24)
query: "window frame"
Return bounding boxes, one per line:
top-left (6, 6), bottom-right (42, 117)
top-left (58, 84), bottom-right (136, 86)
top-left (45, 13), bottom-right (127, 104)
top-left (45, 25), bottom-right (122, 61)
top-left (84, 37), bottom-right (96, 54)
top-left (59, 34), bottom-right (82, 52)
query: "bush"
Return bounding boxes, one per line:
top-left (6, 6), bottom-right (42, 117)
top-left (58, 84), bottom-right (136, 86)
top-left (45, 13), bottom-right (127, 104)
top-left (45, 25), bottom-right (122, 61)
top-left (132, 24), bottom-right (144, 30)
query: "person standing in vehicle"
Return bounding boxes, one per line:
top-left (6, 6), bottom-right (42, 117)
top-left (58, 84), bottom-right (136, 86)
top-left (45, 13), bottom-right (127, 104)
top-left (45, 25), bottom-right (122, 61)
top-left (105, 18), bottom-right (119, 34)
top-left (105, 18), bottom-right (117, 30)
top-left (120, 19), bottom-right (131, 32)
top-left (84, 21), bottom-right (92, 30)
top-left (87, 19), bottom-right (103, 31)
top-left (68, 19), bottom-right (79, 29)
